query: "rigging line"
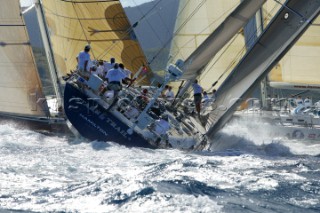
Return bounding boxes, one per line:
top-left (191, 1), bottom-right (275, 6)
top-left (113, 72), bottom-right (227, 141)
top-left (200, 2), bottom-right (280, 87)
top-left (132, 0), bottom-right (165, 48)
top-left (134, 0), bottom-right (164, 23)
top-left (42, 5), bottom-right (125, 21)
top-left (201, 34), bottom-right (245, 82)
top-left (149, 0), bottom-right (208, 65)
top-left (71, 2), bottom-right (96, 59)
top-left (165, 0), bottom-right (191, 63)
top-left (168, 2), bottom-right (239, 66)
top-left (97, 0), bottom-right (164, 60)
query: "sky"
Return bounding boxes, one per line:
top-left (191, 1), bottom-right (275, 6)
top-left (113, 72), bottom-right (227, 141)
top-left (20, 0), bottom-right (154, 7)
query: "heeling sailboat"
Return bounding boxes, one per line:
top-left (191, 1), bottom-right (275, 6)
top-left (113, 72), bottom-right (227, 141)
top-left (0, 0), bottom-right (66, 130)
top-left (59, 0), bottom-right (266, 149)
top-left (51, 0), bottom-right (201, 148)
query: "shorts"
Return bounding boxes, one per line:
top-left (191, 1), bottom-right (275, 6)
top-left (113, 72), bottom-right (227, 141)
top-left (194, 93), bottom-right (202, 105)
top-left (107, 81), bottom-right (122, 91)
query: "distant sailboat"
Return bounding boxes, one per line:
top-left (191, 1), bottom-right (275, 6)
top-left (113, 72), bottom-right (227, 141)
top-left (235, 1), bottom-right (320, 141)
top-left (0, 0), bottom-right (66, 131)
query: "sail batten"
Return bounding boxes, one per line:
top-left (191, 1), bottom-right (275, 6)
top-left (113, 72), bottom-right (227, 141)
top-left (0, 0), bottom-right (48, 117)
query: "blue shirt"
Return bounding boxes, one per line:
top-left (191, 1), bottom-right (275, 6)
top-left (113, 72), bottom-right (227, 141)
top-left (192, 83), bottom-right (202, 94)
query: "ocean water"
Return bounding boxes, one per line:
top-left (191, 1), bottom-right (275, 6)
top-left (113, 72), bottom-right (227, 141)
top-left (0, 120), bottom-right (319, 213)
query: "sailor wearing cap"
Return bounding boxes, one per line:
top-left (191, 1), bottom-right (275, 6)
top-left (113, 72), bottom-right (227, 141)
top-left (77, 44), bottom-right (91, 78)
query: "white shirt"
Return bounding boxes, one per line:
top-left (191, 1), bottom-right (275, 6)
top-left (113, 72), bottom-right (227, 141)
top-left (304, 98), bottom-right (312, 107)
top-left (202, 94), bottom-right (209, 103)
top-left (106, 68), bottom-right (126, 82)
top-left (192, 83), bottom-right (202, 94)
top-left (120, 68), bottom-right (132, 78)
top-left (103, 62), bottom-right (114, 74)
top-left (165, 90), bottom-right (174, 99)
top-left (95, 65), bottom-right (104, 77)
top-left (154, 119), bottom-right (170, 135)
top-left (77, 51), bottom-right (90, 71)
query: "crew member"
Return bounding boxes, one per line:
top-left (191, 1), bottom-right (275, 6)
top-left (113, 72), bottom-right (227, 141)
top-left (192, 80), bottom-right (203, 116)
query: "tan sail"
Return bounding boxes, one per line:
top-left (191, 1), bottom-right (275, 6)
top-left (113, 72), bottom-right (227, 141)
top-left (0, 0), bottom-right (48, 117)
top-left (269, 16), bottom-right (320, 84)
top-left (263, 1), bottom-right (320, 85)
top-left (169, 0), bottom-right (249, 92)
top-left (41, 0), bottom-right (150, 84)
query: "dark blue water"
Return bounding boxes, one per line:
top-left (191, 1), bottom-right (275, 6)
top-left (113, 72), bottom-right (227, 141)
top-left (0, 120), bottom-right (319, 212)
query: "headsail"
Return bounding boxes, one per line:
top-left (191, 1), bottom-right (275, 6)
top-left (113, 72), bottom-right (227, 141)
top-left (41, 0), bottom-right (151, 84)
top-left (205, 0), bottom-right (320, 139)
top-left (179, 0), bottom-right (266, 80)
top-left (170, 0), bottom-right (265, 100)
top-left (0, 0), bottom-right (48, 117)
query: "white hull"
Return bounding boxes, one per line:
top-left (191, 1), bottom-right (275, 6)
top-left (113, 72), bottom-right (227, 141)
top-left (233, 110), bottom-right (320, 142)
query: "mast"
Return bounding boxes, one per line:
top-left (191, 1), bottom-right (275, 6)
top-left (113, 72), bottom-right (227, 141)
top-left (256, 7), bottom-right (270, 110)
top-left (175, 0), bottom-right (266, 105)
top-left (206, 0), bottom-right (320, 139)
top-left (34, 0), bottom-right (62, 107)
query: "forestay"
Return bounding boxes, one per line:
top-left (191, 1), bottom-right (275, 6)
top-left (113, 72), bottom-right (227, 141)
top-left (0, 0), bottom-right (48, 117)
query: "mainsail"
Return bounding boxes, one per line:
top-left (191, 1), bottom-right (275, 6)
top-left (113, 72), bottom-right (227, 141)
top-left (40, 0), bottom-right (151, 84)
top-left (206, 0), bottom-right (320, 139)
top-left (0, 0), bottom-right (48, 117)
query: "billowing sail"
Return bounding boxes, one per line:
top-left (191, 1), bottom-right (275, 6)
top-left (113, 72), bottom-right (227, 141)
top-left (180, 0), bottom-right (266, 80)
top-left (268, 15), bottom-right (320, 86)
top-left (170, 0), bottom-right (265, 93)
top-left (170, 0), bottom-right (240, 63)
top-left (170, 0), bottom-right (241, 91)
top-left (206, 0), bottom-right (320, 139)
top-left (41, 0), bottom-right (150, 84)
top-left (0, 0), bottom-right (48, 117)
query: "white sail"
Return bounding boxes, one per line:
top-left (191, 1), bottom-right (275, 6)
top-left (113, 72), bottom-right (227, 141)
top-left (0, 0), bottom-right (48, 117)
